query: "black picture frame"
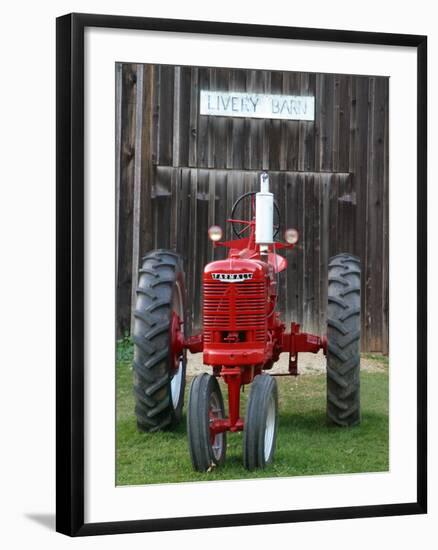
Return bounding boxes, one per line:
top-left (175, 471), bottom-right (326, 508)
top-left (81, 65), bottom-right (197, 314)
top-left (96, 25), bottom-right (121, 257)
top-left (56, 12), bottom-right (427, 537)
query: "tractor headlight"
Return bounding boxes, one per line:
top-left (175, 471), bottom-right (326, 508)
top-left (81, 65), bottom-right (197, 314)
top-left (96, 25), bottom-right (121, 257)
top-left (208, 225), bottom-right (223, 242)
top-left (284, 228), bottom-right (299, 244)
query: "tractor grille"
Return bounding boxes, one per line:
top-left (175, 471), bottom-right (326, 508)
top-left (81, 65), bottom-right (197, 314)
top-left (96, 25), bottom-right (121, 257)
top-left (203, 281), bottom-right (266, 344)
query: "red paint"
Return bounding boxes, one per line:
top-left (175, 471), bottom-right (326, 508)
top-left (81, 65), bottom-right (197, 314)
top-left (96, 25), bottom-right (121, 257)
top-left (282, 322), bottom-right (325, 375)
top-left (184, 333), bottom-right (203, 354)
top-left (169, 311), bottom-right (184, 375)
top-left (181, 212), bottom-right (325, 439)
top-left (222, 367), bottom-right (243, 429)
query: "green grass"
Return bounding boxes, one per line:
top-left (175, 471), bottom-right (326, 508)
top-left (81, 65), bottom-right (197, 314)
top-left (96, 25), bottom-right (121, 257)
top-left (362, 352), bottom-right (389, 366)
top-left (116, 341), bottom-right (389, 485)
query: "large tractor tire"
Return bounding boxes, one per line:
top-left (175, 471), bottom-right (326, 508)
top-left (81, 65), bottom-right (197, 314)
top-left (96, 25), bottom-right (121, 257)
top-left (326, 253), bottom-right (361, 427)
top-left (132, 249), bottom-right (187, 432)
top-left (187, 373), bottom-right (227, 472)
top-left (243, 375), bottom-right (278, 470)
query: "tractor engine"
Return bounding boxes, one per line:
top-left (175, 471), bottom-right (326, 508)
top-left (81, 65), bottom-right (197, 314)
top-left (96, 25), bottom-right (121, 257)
top-left (202, 172), bottom-right (278, 369)
top-left (202, 259), bottom-right (271, 367)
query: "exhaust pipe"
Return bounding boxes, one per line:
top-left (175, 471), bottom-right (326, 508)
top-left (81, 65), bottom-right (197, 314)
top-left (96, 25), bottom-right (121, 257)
top-left (255, 172), bottom-right (274, 250)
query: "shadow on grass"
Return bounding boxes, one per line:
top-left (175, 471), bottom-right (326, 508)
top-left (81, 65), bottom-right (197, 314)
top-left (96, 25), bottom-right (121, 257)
top-left (279, 410), bottom-right (388, 431)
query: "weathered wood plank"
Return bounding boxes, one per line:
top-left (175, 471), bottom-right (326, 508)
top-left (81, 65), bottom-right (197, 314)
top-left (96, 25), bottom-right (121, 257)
top-left (281, 72), bottom-right (300, 171)
top-left (175, 169), bottom-right (186, 257)
top-left (157, 65), bottom-right (174, 166)
top-left (197, 68), bottom-right (209, 167)
top-left (316, 73), bottom-right (335, 171)
top-left (206, 68), bottom-right (216, 169)
top-left (319, 174), bottom-right (330, 333)
top-left (381, 79), bottom-right (389, 355)
top-left (117, 63), bottom-right (156, 336)
top-left (188, 67), bottom-right (199, 167)
top-left (172, 66), bottom-right (181, 168)
top-left (366, 77), bottom-right (386, 352)
top-left (262, 71), bottom-right (271, 170)
top-left (116, 64), bottom-right (137, 336)
top-left (115, 63), bottom-right (122, 289)
top-left (194, 170), bottom-right (210, 328)
top-left (303, 173), bottom-right (315, 332)
top-left (337, 173), bottom-right (356, 255)
top-left (151, 66), bottom-right (159, 166)
top-left (284, 172), bottom-right (302, 325)
top-left (349, 76), bottom-right (370, 350)
top-left (273, 172), bottom-right (287, 321)
top-left (177, 66), bottom-right (192, 167)
top-left (328, 173), bottom-right (339, 259)
top-left (268, 72), bottom-right (283, 171)
top-left (230, 69), bottom-right (246, 169)
top-left (312, 174), bottom-right (322, 335)
top-left (178, 168), bottom-right (191, 316)
top-left (213, 68), bottom-right (229, 169)
top-left (139, 65), bottom-right (155, 259)
top-left (337, 75), bottom-right (352, 172)
top-left (245, 70), bottom-right (266, 170)
top-left (170, 168), bottom-right (178, 250)
top-left (207, 170), bottom-right (216, 264)
top-left (213, 170), bottom-right (228, 262)
top-left (298, 72), bottom-right (316, 171)
top-left (186, 168), bottom-right (198, 332)
top-left (130, 64), bottom-right (145, 335)
top-left (152, 167), bottom-right (172, 250)
top-left (332, 76), bottom-right (341, 172)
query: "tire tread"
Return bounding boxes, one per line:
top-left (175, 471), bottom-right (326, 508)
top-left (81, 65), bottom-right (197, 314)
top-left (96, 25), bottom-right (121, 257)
top-left (326, 253), bottom-right (361, 427)
top-left (243, 375), bottom-right (278, 470)
top-left (132, 249), bottom-right (186, 433)
top-left (187, 374), bottom-right (226, 472)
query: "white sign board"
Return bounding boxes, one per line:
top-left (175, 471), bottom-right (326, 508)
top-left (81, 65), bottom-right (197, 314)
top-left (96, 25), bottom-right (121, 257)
top-left (200, 91), bottom-right (315, 121)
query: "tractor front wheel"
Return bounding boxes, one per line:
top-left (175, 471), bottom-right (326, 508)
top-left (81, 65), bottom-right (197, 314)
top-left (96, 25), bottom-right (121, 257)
top-left (187, 374), bottom-right (227, 472)
top-left (326, 253), bottom-right (361, 427)
top-left (243, 375), bottom-right (278, 470)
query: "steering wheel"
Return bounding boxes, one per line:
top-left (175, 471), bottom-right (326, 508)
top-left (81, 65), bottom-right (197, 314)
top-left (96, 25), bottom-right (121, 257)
top-left (230, 191), bottom-right (281, 239)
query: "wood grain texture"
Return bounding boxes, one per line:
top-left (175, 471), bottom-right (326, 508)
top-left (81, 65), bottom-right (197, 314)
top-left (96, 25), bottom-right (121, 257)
top-left (130, 64), bottom-right (145, 335)
top-left (365, 77), bottom-right (387, 352)
top-left (115, 63), bottom-right (123, 286)
top-left (156, 65), bottom-right (174, 166)
top-left (298, 73), bottom-right (316, 171)
top-left (116, 64), bottom-right (137, 334)
top-left (116, 64), bottom-right (389, 352)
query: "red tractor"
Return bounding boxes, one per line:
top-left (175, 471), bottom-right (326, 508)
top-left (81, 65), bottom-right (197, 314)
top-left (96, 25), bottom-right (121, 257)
top-left (132, 172), bottom-right (361, 471)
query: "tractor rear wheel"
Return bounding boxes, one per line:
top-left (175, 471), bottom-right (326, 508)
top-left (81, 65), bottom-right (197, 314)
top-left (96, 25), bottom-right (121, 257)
top-left (326, 253), bottom-right (361, 427)
top-left (187, 373), bottom-right (227, 472)
top-left (243, 375), bottom-right (278, 470)
top-left (132, 249), bottom-right (187, 432)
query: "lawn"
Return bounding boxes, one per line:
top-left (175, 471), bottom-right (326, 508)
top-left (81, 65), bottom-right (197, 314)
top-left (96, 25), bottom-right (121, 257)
top-left (116, 340), bottom-right (389, 485)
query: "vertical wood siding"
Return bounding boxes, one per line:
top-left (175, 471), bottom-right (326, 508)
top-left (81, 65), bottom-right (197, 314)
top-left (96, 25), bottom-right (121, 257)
top-left (115, 63), bottom-right (389, 353)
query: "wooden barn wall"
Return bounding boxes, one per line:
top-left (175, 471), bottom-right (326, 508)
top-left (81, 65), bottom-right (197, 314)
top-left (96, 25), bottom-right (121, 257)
top-left (116, 63), bottom-right (389, 353)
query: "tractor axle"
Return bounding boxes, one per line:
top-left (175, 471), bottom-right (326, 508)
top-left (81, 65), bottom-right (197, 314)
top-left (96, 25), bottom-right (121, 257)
top-left (282, 322), bottom-right (327, 375)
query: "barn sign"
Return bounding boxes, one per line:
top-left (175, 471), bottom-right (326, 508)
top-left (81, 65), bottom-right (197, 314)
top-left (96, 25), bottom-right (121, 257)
top-left (200, 90), bottom-right (315, 121)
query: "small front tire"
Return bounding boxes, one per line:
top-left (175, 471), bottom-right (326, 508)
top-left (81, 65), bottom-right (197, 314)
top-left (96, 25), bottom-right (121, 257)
top-left (187, 374), bottom-right (227, 472)
top-left (243, 375), bottom-right (278, 470)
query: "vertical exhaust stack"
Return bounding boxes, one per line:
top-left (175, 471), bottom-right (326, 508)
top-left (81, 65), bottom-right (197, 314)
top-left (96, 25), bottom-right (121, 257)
top-left (255, 172), bottom-right (274, 258)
